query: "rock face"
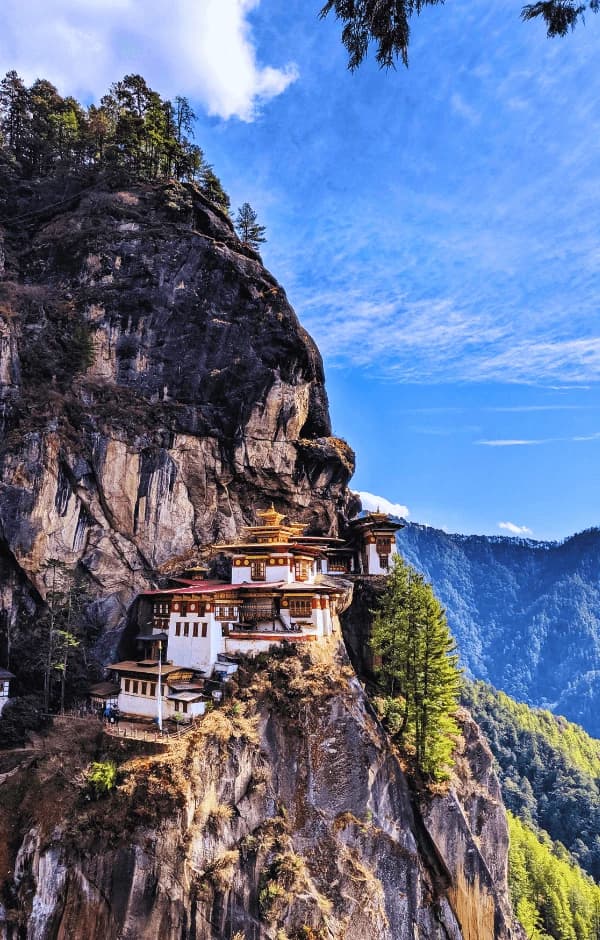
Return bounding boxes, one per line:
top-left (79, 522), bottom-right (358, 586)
top-left (0, 641), bottom-right (522, 940)
top-left (0, 176), bottom-right (355, 637)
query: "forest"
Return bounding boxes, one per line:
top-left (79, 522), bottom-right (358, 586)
top-left (0, 70), bottom-right (231, 213)
top-left (464, 680), bottom-right (600, 938)
top-left (463, 680), bottom-right (600, 878)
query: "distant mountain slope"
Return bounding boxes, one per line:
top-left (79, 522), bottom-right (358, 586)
top-left (397, 523), bottom-right (600, 734)
top-left (463, 680), bottom-right (600, 879)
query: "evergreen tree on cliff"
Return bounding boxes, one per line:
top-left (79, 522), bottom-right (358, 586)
top-left (235, 202), bottom-right (267, 250)
top-left (371, 555), bottom-right (461, 777)
top-left (0, 70), bottom-right (229, 209)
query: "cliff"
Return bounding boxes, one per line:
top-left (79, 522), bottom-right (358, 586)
top-left (0, 640), bottom-right (522, 940)
top-left (0, 172), bottom-right (525, 939)
top-left (0, 172), bottom-right (354, 642)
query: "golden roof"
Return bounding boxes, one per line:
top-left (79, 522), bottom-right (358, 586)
top-left (257, 504), bottom-right (285, 527)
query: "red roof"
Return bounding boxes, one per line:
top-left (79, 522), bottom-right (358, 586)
top-left (141, 580), bottom-right (297, 597)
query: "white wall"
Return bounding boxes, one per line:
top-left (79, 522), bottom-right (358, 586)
top-left (118, 690), bottom-right (162, 719)
top-left (231, 557), bottom-right (292, 584)
top-left (167, 615), bottom-right (224, 674)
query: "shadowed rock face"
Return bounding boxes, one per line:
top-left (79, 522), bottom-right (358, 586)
top-left (0, 177), bottom-right (355, 635)
top-left (0, 642), bottom-right (522, 940)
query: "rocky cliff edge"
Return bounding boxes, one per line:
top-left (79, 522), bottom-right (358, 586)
top-left (0, 639), bottom-right (522, 940)
top-left (0, 175), bottom-right (355, 638)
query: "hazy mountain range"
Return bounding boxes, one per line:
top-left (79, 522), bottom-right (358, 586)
top-left (397, 523), bottom-right (600, 735)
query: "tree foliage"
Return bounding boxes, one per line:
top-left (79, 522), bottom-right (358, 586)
top-left (86, 760), bottom-right (117, 799)
top-left (0, 71), bottom-right (230, 212)
top-left (320, 0), bottom-right (600, 70)
top-left (235, 202), bottom-right (267, 250)
top-left (463, 680), bottom-right (600, 880)
top-left (508, 812), bottom-right (600, 940)
top-left (371, 555), bottom-right (462, 777)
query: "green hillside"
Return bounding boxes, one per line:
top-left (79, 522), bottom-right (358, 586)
top-left (463, 680), bottom-right (600, 879)
top-left (508, 813), bottom-right (600, 940)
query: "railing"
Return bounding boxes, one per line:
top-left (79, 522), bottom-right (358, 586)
top-left (239, 604), bottom-right (276, 623)
top-left (105, 722), bottom-right (197, 742)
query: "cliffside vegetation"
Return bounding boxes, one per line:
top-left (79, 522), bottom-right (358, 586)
top-left (370, 556), bottom-right (462, 779)
top-left (0, 70), bottom-right (230, 211)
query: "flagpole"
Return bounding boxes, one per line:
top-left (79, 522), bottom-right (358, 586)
top-left (157, 640), bottom-right (163, 732)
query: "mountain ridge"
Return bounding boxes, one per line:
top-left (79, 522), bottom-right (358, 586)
top-left (396, 520), bottom-right (600, 733)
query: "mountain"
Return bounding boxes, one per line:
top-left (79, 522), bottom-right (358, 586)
top-left (463, 679), bottom-right (600, 879)
top-left (0, 167), bottom-right (355, 658)
top-left (462, 680), bottom-right (600, 937)
top-left (397, 523), bottom-right (600, 734)
top-left (0, 81), bottom-right (523, 939)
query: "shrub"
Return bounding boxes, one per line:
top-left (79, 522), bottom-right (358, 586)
top-left (86, 760), bottom-right (117, 799)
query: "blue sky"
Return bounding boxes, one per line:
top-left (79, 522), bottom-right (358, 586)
top-left (2, 0), bottom-right (600, 540)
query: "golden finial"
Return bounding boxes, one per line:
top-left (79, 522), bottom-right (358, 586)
top-left (257, 503), bottom-right (285, 527)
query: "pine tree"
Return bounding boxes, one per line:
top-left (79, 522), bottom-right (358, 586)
top-left (200, 166), bottom-right (231, 214)
top-left (235, 202), bottom-right (267, 250)
top-left (371, 555), bottom-right (462, 778)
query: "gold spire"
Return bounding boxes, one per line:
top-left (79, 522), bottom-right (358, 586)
top-left (257, 504), bottom-right (285, 527)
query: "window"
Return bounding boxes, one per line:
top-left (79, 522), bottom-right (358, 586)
top-left (376, 537), bottom-right (391, 554)
top-left (174, 701), bottom-right (189, 714)
top-left (294, 561), bottom-right (309, 582)
top-left (141, 682), bottom-right (147, 696)
top-left (378, 555), bottom-right (389, 571)
top-left (289, 598), bottom-right (312, 618)
top-left (250, 560), bottom-right (266, 581)
top-left (183, 623), bottom-right (189, 637)
top-left (0, 682), bottom-right (7, 696)
top-left (132, 681), bottom-right (139, 694)
top-left (175, 622), bottom-right (181, 637)
top-left (215, 605), bottom-right (235, 619)
top-left (124, 679), bottom-right (131, 692)
top-left (153, 602), bottom-right (169, 616)
top-left (202, 623), bottom-right (208, 638)
top-left (150, 683), bottom-right (156, 697)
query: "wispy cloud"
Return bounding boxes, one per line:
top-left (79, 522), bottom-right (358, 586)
top-left (499, 521), bottom-right (533, 535)
top-left (478, 432), bottom-right (600, 446)
top-left (296, 279), bottom-right (600, 385)
top-left (356, 491), bottom-right (410, 518)
top-left (0, 0), bottom-right (298, 121)
top-left (479, 438), bottom-right (552, 447)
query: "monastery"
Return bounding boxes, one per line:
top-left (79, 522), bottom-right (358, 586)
top-left (99, 509), bottom-right (402, 722)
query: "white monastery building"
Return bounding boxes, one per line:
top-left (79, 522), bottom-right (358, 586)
top-left (101, 508), bottom-right (402, 721)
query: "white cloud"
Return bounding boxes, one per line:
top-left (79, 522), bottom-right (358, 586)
top-left (0, 0), bottom-right (298, 121)
top-left (478, 438), bottom-right (550, 446)
top-left (478, 432), bottom-right (600, 446)
top-left (499, 521), bottom-right (533, 536)
top-left (356, 491), bottom-right (410, 519)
